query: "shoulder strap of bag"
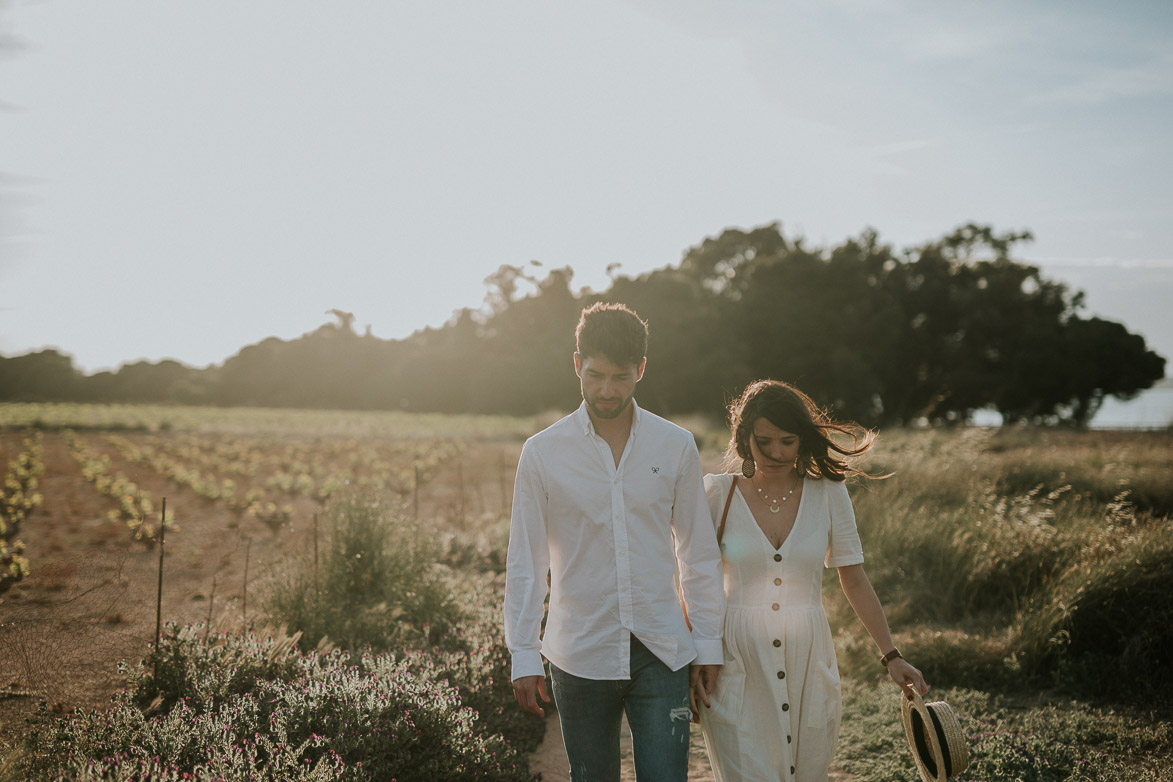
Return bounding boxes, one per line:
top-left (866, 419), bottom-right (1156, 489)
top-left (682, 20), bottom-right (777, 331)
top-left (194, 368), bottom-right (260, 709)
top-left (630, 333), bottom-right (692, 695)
top-left (717, 475), bottom-right (737, 544)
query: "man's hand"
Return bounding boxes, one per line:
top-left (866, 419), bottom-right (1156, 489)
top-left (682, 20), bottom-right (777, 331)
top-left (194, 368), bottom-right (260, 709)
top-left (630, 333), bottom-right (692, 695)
top-left (688, 663), bottom-right (721, 722)
top-left (512, 674), bottom-right (551, 717)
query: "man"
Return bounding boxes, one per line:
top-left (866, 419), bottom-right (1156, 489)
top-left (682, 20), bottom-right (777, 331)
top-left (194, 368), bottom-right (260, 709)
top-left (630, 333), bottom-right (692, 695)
top-left (504, 302), bottom-right (726, 781)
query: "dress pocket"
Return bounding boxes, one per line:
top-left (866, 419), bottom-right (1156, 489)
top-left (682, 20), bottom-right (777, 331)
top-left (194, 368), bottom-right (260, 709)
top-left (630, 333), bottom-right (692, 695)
top-left (803, 661), bottom-right (842, 728)
top-left (706, 659), bottom-right (746, 725)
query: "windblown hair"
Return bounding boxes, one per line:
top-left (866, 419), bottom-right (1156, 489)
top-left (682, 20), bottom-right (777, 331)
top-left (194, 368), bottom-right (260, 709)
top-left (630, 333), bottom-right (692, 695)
top-left (575, 302), bottom-right (648, 368)
top-left (723, 379), bottom-right (878, 481)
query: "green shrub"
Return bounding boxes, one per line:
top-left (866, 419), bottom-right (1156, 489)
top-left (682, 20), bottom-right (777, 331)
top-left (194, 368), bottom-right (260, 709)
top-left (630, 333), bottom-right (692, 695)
top-left (438, 517), bottom-right (510, 572)
top-left (20, 623), bottom-right (535, 781)
top-left (264, 492), bottom-right (460, 650)
top-left (128, 622), bottom-right (305, 713)
top-left (397, 574), bottom-right (544, 755)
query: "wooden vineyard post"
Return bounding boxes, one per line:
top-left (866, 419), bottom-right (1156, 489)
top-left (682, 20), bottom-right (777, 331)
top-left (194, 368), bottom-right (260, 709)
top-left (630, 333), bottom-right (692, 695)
top-left (312, 511), bottom-right (320, 600)
top-left (204, 576), bottom-right (216, 643)
top-left (499, 449), bottom-right (511, 513)
top-left (154, 497), bottom-right (167, 677)
top-left (457, 459), bottom-right (466, 521)
top-left (413, 464), bottom-right (421, 518)
top-left (242, 536), bottom-right (252, 627)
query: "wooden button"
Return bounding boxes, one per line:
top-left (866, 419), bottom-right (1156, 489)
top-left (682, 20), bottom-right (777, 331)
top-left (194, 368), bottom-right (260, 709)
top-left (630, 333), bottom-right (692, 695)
top-left (773, 639), bottom-right (781, 647)
top-left (773, 553), bottom-right (782, 562)
top-left (782, 703), bottom-right (790, 711)
top-left (776, 671), bottom-right (785, 679)
top-left (771, 603), bottom-right (780, 611)
top-left (773, 577), bottom-right (782, 586)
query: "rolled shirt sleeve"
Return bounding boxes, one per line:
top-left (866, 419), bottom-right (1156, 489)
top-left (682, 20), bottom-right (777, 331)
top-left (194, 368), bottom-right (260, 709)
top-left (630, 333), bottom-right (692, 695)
top-left (503, 439), bottom-right (551, 681)
top-left (672, 442), bottom-right (726, 665)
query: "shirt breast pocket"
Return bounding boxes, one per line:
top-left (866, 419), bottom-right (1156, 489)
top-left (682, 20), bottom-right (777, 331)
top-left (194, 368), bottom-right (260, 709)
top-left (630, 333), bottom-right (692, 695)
top-left (547, 475), bottom-right (612, 527)
top-left (631, 468), bottom-right (675, 518)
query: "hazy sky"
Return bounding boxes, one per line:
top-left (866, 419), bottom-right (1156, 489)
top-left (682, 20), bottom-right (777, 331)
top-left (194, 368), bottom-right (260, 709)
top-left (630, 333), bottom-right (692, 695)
top-left (2, 0), bottom-right (1171, 373)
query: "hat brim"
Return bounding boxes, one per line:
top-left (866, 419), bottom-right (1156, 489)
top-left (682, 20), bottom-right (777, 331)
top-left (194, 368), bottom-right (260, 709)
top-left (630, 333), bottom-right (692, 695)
top-left (901, 690), bottom-right (968, 782)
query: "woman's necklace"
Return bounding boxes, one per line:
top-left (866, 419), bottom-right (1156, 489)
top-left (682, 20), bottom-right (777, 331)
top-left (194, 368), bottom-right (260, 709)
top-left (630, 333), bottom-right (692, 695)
top-left (755, 472), bottom-right (799, 514)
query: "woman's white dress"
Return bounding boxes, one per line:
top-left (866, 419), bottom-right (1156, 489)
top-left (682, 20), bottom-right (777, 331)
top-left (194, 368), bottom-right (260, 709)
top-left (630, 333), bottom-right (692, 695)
top-left (698, 473), bottom-right (865, 782)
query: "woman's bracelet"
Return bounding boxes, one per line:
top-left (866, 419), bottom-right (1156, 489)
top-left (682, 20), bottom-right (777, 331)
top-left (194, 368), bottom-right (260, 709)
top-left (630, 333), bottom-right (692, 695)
top-left (880, 648), bottom-right (903, 667)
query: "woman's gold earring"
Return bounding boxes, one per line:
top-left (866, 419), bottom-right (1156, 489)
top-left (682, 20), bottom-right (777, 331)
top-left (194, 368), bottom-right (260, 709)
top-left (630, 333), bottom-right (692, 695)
top-left (741, 457), bottom-right (756, 478)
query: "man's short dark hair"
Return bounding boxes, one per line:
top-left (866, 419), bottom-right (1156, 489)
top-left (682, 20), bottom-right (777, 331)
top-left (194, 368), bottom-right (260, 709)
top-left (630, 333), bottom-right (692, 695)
top-left (575, 302), bottom-right (648, 368)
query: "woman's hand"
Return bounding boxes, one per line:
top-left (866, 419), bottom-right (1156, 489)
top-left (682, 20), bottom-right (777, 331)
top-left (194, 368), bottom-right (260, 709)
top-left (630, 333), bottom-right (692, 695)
top-left (887, 658), bottom-right (928, 699)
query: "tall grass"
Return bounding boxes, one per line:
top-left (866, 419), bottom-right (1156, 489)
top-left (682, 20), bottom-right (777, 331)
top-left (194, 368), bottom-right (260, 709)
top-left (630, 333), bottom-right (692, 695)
top-left (264, 493), bottom-right (460, 651)
top-left (829, 428), bottom-right (1173, 703)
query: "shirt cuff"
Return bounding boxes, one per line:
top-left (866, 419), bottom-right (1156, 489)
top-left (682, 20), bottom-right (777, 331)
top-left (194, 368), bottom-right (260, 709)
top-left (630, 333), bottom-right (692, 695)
top-left (692, 638), bottom-right (724, 665)
top-left (510, 650), bottom-right (546, 681)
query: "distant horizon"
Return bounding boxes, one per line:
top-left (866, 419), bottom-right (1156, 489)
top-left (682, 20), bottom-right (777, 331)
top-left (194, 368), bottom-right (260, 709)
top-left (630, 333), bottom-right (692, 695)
top-left (7, 247), bottom-right (1170, 377)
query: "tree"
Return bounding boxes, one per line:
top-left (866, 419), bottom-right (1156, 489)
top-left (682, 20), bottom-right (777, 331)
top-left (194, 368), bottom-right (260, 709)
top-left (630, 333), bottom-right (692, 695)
top-left (0, 349), bottom-right (83, 402)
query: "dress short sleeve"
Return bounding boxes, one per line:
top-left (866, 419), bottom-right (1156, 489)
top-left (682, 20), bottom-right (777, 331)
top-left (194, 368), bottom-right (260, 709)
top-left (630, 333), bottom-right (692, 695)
top-left (824, 479), bottom-right (865, 568)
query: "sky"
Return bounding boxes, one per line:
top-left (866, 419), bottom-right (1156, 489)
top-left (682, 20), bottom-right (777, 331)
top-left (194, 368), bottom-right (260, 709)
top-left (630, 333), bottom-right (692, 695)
top-left (2, 0), bottom-right (1171, 374)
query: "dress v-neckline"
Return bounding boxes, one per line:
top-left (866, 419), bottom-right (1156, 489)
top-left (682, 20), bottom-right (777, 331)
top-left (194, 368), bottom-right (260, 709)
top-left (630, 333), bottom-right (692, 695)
top-left (734, 476), bottom-right (805, 552)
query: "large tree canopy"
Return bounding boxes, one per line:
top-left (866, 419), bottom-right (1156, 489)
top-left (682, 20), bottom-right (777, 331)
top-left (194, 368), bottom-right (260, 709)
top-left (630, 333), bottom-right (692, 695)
top-left (1, 223), bottom-right (1164, 426)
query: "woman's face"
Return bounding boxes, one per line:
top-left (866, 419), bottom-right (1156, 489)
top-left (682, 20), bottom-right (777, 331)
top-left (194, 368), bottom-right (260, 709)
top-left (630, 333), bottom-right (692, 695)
top-left (747, 416), bottom-right (801, 475)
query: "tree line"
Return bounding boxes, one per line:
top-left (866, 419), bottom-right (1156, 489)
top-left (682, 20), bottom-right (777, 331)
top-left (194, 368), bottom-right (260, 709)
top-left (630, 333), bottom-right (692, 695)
top-left (1, 223), bottom-right (1164, 426)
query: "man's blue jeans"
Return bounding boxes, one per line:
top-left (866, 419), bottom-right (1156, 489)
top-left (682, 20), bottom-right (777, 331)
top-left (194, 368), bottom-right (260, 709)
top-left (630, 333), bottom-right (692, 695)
top-left (549, 636), bottom-right (692, 782)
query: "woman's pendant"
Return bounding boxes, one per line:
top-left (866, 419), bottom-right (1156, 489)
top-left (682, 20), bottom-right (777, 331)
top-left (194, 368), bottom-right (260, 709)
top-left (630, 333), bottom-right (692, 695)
top-left (769, 503), bottom-right (781, 514)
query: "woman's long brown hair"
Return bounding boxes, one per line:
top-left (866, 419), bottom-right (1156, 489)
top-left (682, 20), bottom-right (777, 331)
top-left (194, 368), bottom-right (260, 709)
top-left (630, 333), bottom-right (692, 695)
top-left (723, 379), bottom-right (878, 481)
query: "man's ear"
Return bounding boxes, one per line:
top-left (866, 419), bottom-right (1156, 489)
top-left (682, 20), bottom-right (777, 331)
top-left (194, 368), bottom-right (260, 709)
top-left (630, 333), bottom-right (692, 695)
top-left (573, 352), bottom-right (582, 378)
top-left (635, 357), bottom-right (647, 382)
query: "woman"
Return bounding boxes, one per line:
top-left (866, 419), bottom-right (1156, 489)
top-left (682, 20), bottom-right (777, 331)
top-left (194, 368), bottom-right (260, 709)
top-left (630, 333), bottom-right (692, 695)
top-left (692, 379), bottom-right (927, 781)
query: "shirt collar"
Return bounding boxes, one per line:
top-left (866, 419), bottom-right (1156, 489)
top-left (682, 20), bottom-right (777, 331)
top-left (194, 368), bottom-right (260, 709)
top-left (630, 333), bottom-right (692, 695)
top-left (575, 398), bottom-right (643, 436)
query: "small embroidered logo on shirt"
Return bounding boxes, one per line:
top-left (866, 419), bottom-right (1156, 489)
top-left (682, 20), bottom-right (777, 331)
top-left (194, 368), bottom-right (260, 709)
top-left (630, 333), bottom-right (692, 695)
top-left (651, 467), bottom-right (660, 474)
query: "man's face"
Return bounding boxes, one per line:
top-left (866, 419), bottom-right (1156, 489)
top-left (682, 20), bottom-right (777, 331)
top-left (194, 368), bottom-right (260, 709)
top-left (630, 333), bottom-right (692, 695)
top-left (574, 352), bottom-right (645, 420)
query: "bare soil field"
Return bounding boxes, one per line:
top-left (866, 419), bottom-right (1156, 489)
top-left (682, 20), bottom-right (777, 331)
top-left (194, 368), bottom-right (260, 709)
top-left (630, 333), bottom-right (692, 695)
top-left (0, 432), bottom-right (520, 754)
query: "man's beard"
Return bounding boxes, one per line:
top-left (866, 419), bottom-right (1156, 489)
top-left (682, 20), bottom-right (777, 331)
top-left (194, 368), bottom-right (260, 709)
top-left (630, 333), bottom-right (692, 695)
top-left (585, 393), bottom-right (632, 420)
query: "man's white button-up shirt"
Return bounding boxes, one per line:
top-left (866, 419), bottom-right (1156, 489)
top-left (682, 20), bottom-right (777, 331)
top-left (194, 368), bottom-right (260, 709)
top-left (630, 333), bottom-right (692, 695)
top-left (504, 400), bottom-right (726, 681)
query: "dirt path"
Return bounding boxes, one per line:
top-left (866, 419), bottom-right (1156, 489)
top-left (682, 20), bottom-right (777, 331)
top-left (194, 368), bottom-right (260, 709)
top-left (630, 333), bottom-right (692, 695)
top-left (528, 709), bottom-right (856, 781)
top-left (528, 710), bottom-right (714, 782)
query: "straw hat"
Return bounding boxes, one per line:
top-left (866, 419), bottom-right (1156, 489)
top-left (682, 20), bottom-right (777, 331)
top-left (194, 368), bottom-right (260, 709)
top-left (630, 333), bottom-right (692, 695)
top-left (901, 687), bottom-right (969, 782)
